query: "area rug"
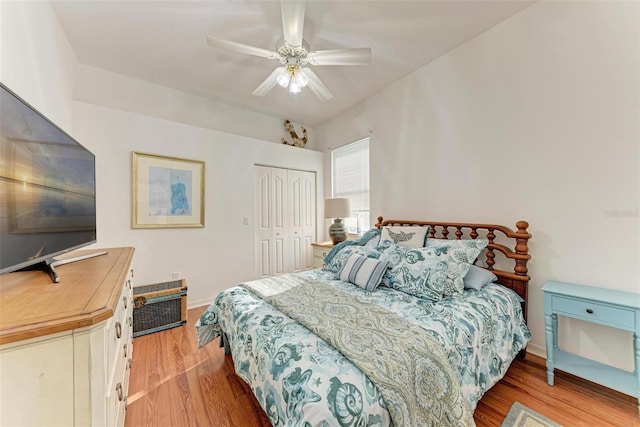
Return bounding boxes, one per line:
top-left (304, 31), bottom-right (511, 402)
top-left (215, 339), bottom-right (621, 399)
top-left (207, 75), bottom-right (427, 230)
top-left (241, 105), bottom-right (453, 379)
top-left (501, 401), bottom-right (563, 427)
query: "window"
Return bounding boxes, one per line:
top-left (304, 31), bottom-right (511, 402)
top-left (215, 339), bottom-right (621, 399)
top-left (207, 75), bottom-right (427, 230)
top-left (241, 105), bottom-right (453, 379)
top-left (331, 138), bottom-right (370, 234)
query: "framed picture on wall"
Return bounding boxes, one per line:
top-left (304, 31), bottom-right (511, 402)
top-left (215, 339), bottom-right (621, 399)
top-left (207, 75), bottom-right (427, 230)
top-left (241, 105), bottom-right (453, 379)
top-left (131, 151), bottom-right (205, 228)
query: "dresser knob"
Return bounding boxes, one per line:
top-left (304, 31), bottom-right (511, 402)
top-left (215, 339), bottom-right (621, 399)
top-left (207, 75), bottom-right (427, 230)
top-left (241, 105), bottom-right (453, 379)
top-left (586, 308), bottom-right (594, 314)
top-left (123, 296), bottom-right (128, 309)
top-left (116, 383), bottom-right (123, 401)
top-left (115, 322), bottom-right (122, 339)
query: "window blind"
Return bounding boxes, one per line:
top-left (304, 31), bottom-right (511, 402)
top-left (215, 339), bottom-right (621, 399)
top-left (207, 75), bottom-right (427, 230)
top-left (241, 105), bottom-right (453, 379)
top-left (331, 138), bottom-right (370, 233)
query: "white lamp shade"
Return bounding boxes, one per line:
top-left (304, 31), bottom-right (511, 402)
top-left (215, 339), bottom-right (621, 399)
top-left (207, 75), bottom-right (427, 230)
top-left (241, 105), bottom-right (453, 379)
top-left (324, 198), bottom-right (351, 219)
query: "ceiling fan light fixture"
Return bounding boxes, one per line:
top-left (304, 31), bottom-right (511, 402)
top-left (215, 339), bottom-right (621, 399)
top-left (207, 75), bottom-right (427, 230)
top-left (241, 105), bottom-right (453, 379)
top-left (289, 80), bottom-right (301, 94)
top-left (293, 68), bottom-right (309, 88)
top-left (206, 0), bottom-right (369, 101)
top-left (276, 67), bottom-right (291, 88)
top-left (277, 63), bottom-right (308, 93)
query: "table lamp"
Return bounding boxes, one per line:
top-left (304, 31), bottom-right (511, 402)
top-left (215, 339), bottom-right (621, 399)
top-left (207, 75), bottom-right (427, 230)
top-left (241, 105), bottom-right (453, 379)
top-left (324, 198), bottom-right (351, 244)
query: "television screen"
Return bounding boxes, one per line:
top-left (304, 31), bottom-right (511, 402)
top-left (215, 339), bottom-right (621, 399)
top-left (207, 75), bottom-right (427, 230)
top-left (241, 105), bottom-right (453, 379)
top-left (0, 83), bottom-right (96, 275)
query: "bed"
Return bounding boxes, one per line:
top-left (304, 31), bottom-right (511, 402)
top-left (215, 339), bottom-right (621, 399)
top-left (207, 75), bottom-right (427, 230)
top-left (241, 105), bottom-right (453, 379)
top-left (196, 217), bottom-right (532, 426)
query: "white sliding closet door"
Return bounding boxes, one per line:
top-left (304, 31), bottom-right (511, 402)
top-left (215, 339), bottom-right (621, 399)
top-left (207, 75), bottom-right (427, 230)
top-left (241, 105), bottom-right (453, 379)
top-left (301, 171), bottom-right (316, 270)
top-left (288, 170), bottom-right (303, 273)
top-left (254, 166), bottom-right (316, 278)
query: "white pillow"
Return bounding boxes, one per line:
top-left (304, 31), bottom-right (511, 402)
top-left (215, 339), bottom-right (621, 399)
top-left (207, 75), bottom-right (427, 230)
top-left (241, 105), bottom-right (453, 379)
top-left (379, 226), bottom-right (429, 248)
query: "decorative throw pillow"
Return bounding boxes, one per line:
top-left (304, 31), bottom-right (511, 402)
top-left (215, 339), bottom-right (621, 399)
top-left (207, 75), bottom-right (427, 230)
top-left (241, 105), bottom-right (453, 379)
top-left (323, 245), bottom-right (381, 274)
top-left (379, 245), bottom-right (449, 301)
top-left (379, 226), bottom-right (430, 249)
top-left (361, 227), bottom-right (382, 248)
top-left (358, 227), bottom-right (381, 246)
top-left (338, 253), bottom-right (390, 292)
top-left (424, 239), bottom-right (489, 297)
top-left (322, 228), bottom-right (381, 267)
top-left (463, 264), bottom-right (498, 291)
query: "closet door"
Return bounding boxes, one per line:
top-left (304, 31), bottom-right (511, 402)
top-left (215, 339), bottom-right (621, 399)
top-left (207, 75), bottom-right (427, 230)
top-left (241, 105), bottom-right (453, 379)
top-left (287, 170), bottom-right (303, 273)
top-left (254, 166), bottom-right (273, 278)
top-left (271, 168), bottom-right (288, 276)
top-left (301, 171), bottom-right (316, 270)
top-left (255, 166), bottom-right (315, 278)
top-left (287, 170), bottom-right (316, 273)
top-left (254, 166), bottom-right (288, 278)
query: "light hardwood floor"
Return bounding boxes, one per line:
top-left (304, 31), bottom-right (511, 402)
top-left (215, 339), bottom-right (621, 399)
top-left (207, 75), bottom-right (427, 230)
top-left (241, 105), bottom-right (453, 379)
top-left (125, 306), bottom-right (640, 427)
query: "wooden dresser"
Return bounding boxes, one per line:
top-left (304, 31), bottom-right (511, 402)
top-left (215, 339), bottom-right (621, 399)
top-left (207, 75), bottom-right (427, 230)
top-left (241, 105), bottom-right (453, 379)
top-left (0, 247), bottom-right (135, 426)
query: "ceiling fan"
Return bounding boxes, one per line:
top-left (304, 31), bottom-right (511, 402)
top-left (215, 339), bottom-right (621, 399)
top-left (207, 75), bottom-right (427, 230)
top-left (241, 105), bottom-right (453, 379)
top-left (206, 0), bottom-right (371, 102)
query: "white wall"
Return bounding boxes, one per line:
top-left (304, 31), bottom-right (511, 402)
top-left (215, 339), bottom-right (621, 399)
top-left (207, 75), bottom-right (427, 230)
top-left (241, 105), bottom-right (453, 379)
top-left (316, 1), bottom-right (639, 370)
top-left (73, 102), bottom-right (323, 307)
top-left (0, 0), bottom-right (78, 132)
top-left (75, 65), bottom-right (317, 150)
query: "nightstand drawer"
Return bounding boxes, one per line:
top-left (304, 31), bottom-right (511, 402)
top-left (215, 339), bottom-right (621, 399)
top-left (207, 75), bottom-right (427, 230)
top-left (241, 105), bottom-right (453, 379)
top-left (552, 295), bottom-right (635, 330)
top-left (314, 247), bottom-right (329, 259)
top-left (311, 242), bottom-right (334, 269)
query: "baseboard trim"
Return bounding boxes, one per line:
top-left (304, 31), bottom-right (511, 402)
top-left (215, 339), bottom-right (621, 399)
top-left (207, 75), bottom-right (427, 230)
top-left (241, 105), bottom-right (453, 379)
top-left (188, 298), bottom-right (214, 310)
top-left (526, 343), bottom-right (546, 358)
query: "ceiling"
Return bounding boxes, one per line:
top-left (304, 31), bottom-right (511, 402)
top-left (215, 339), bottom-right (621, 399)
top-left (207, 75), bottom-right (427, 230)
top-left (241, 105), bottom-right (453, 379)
top-left (51, 1), bottom-right (533, 127)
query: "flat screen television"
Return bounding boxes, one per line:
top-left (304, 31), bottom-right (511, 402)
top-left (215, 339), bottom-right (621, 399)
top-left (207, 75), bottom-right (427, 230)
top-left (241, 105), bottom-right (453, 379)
top-left (0, 83), bottom-right (98, 282)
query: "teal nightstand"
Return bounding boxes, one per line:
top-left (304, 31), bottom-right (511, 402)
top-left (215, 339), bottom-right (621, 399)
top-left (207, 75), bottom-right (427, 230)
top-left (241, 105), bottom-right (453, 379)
top-left (542, 280), bottom-right (640, 414)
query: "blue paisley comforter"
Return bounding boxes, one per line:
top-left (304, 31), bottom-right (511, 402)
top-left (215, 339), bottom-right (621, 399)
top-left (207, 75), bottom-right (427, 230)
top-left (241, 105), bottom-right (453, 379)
top-left (196, 269), bottom-right (530, 426)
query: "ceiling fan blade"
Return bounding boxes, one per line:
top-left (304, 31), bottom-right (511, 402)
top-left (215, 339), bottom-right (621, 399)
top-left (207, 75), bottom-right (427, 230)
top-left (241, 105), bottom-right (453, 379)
top-left (301, 68), bottom-right (333, 102)
top-left (306, 48), bottom-right (372, 66)
top-left (281, 0), bottom-right (305, 48)
top-left (252, 67), bottom-right (284, 96)
top-left (207, 36), bottom-right (280, 60)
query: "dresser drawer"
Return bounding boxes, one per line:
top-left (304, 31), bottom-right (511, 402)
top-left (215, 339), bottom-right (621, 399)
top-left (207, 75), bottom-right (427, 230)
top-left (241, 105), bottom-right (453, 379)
top-left (552, 295), bottom-right (635, 330)
top-left (107, 346), bottom-right (127, 427)
top-left (107, 327), bottom-right (132, 427)
top-left (107, 276), bottom-right (134, 385)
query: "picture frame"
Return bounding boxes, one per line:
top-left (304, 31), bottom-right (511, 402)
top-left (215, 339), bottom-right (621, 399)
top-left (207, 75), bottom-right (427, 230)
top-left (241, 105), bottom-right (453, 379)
top-left (131, 152), bottom-right (205, 228)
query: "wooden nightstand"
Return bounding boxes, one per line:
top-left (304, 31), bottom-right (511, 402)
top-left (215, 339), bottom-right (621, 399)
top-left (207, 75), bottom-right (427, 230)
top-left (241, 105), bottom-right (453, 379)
top-left (542, 280), bottom-right (640, 414)
top-left (311, 241), bottom-right (334, 268)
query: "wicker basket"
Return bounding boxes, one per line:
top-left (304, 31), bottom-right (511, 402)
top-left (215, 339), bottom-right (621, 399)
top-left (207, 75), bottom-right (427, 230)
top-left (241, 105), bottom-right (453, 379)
top-left (132, 279), bottom-right (187, 337)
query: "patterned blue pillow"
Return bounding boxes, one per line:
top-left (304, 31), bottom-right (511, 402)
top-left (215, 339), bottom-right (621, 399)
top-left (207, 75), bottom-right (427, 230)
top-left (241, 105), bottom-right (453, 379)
top-left (322, 228), bottom-right (381, 266)
top-left (338, 253), bottom-right (390, 292)
top-left (360, 227), bottom-right (382, 248)
top-left (358, 227), bottom-right (381, 246)
top-left (424, 239), bottom-right (489, 297)
top-left (323, 245), bottom-right (381, 274)
top-left (379, 245), bottom-right (449, 301)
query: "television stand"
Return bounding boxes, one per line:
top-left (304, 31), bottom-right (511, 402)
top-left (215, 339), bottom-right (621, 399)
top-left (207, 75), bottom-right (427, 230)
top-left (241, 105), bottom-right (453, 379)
top-left (21, 251), bottom-right (108, 283)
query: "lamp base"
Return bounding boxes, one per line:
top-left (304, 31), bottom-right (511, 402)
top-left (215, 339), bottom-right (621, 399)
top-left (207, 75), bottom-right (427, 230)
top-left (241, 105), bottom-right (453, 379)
top-left (329, 218), bottom-right (347, 245)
